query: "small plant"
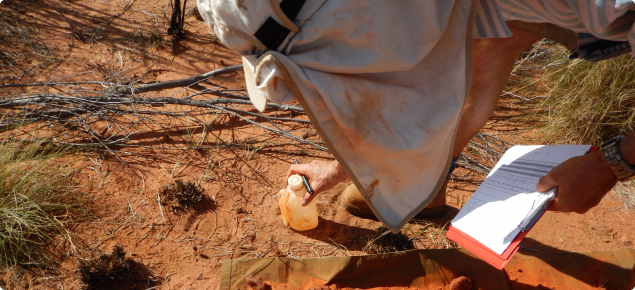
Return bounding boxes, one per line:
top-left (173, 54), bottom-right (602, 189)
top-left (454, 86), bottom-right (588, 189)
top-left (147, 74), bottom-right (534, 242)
top-left (78, 245), bottom-right (157, 290)
top-left (159, 179), bottom-right (207, 213)
top-left (79, 246), bottom-right (134, 289)
top-left (149, 31), bottom-right (166, 47)
top-left (362, 226), bottom-right (415, 254)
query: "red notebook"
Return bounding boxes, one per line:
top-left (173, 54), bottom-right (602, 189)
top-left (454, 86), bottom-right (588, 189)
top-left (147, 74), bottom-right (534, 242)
top-left (446, 216), bottom-right (541, 270)
top-left (446, 146), bottom-right (599, 270)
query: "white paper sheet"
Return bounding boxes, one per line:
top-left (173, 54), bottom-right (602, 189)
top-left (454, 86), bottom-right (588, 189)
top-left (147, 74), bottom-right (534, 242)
top-left (451, 145), bottom-right (591, 254)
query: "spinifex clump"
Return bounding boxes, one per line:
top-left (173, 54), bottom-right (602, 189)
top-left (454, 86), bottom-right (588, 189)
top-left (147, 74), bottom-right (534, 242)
top-left (0, 140), bottom-right (86, 268)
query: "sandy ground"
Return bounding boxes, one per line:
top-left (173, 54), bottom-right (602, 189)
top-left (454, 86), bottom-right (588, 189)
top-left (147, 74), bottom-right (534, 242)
top-left (1, 0), bottom-right (634, 289)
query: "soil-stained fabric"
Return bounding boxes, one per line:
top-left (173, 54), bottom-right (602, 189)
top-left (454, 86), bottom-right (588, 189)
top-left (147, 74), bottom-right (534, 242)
top-left (220, 248), bottom-right (635, 289)
top-left (197, 0), bottom-right (473, 232)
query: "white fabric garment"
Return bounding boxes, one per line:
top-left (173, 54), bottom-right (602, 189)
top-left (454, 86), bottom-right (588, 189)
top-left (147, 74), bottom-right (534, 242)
top-left (497, 0), bottom-right (635, 48)
top-left (197, 0), bottom-right (473, 232)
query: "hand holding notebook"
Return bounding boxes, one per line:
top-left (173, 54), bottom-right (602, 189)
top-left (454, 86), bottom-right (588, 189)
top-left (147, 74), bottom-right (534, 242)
top-left (446, 145), bottom-right (594, 269)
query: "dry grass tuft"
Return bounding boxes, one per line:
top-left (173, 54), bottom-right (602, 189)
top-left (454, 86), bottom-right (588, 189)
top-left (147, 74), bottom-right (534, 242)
top-left (0, 138), bottom-right (88, 269)
top-left (537, 52), bottom-right (635, 145)
top-left (613, 181), bottom-right (635, 212)
top-left (362, 226), bottom-right (415, 254)
top-left (159, 180), bottom-right (208, 213)
top-left (412, 221), bottom-right (457, 249)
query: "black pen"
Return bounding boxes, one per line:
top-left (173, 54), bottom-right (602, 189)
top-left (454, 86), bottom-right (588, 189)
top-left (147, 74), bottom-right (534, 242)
top-left (294, 159), bottom-right (314, 195)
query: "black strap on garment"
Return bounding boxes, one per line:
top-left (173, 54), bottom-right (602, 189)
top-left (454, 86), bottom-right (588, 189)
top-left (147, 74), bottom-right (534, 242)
top-left (569, 33), bottom-right (632, 62)
top-left (254, 0), bottom-right (307, 51)
top-left (279, 0), bottom-right (306, 20)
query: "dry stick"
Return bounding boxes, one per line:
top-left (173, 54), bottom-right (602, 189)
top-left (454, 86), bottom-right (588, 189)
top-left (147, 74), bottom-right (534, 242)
top-left (53, 215), bottom-right (79, 254)
top-left (43, 140), bottom-right (283, 151)
top-left (0, 94), bottom-right (267, 110)
top-left (157, 190), bottom-right (167, 224)
top-left (458, 153), bottom-right (491, 173)
top-left (458, 132), bottom-right (516, 174)
top-left (2, 106), bottom-right (321, 156)
top-left (0, 107), bottom-right (88, 131)
top-left (152, 224), bottom-right (175, 247)
top-left (223, 104), bottom-right (307, 120)
top-left (2, 71), bottom-right (335, 192)
top-left (2, 81), bottom-right (310, 154)
top-left (115, 65), bottom-right (243, 95)
top-left (221, 208), bottom-right (240, 236)
top-left (328, 237), bottom-right (351, 256)
top-left (480, 132), bottom-right (517, 145)
top-left (206, 195), bottom-right (218, 241)
top-left (603, 206), bottom-right (624, 214)
top-left (477, 133), bottom-right (503, 152)
top-left (0, 81), bottom-right (107, 88)
top-left (135, 230), bottom-right (152, 245)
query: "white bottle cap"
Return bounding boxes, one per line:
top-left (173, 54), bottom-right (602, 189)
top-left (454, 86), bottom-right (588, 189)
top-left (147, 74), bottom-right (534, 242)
top-left (287, 175), bottom-right (305, 191)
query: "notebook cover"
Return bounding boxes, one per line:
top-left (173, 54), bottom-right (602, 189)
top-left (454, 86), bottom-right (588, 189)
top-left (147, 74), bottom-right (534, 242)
top-left (446, 219), bottom-right (534, 270)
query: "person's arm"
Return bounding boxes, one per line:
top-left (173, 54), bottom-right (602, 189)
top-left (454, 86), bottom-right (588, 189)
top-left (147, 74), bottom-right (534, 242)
top-left (536, 132), bottom-right (635, 213)
top-left (287, 160), bottom-right (349, 206)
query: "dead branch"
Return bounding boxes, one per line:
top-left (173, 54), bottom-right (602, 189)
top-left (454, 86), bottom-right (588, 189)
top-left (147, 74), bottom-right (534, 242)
top-left (0, 64), bottom-right (326, 170)
top-left (0, 64), bottom-right (321, 156)
top-left (114, 65), bottom-right (242, 95)
top-left (0, 94), bottom-right (306, 116)
top-left (2, 62), bottom-right (522, 180)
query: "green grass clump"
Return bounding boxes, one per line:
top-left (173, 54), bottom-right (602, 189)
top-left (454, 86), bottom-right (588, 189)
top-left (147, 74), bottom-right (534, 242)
top-left (0, 139), bottom-right (86, 268)
top-left (538, 51), bottom-right (635, 145)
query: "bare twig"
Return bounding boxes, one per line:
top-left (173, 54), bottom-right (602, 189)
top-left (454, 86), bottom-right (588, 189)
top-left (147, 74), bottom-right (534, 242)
top-left (114, 65), bottom-right (242, 95)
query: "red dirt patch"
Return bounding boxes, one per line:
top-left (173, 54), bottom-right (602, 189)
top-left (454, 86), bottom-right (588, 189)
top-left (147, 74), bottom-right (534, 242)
top-left (0, 0), bottom-right (634, 289)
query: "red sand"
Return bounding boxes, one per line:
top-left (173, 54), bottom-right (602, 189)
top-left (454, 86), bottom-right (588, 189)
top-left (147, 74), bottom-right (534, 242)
top-left (1, 1), bottom-right (634, 289)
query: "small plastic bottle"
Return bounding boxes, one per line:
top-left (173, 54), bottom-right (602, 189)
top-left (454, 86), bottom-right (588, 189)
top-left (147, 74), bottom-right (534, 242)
top-left (278, 174), bottom-right (318, 231)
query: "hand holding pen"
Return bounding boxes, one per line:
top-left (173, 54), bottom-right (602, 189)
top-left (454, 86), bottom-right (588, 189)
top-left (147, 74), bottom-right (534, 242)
top-left (286, 159), bottom-right (349, 206)
top-left (295, 159), bottom-right (314, 195)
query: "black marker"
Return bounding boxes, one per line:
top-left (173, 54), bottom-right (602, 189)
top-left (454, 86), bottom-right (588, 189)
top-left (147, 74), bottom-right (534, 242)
top-left (294, 159), bottom-right (314, 195)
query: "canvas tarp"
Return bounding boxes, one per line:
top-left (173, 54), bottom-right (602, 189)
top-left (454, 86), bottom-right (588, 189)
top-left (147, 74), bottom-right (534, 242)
top-left (220, 247), bottom-right (635, 289)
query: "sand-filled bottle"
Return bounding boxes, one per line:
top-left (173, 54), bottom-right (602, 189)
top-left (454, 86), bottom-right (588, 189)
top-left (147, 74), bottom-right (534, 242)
top-left (278, 174), bottom-right (318, 231)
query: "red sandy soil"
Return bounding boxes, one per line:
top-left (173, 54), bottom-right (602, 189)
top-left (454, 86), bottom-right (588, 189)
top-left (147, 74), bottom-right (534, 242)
top-left (0, 1), bottom-right (634, 289)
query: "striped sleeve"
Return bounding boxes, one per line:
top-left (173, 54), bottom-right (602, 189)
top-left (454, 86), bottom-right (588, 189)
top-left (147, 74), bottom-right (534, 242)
top-left (497, 0), bottom-right (635, 44)
top-left (474, 0), bottom-right (514, 38)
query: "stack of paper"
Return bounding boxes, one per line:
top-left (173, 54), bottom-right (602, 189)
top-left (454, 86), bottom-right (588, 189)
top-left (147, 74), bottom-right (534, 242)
top-left (447, 145), bottom-right (592, 268)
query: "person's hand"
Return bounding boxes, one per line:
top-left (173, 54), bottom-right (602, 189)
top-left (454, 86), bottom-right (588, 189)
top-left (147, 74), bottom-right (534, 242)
top-left (536, 150), bottom-right (616, 213)
top-left (287, 160), bottom-right (348, 206)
